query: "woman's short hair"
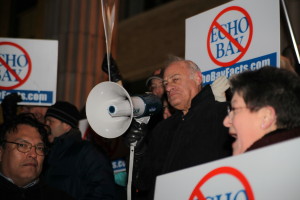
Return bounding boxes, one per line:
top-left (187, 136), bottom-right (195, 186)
top-left (230, 66), bottom-right (300, 129)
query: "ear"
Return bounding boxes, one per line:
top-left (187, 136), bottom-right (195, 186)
top-left (259, 106), bottom-right (277, 130)
top-left (194, 71), bottom-right (202, 85)
top-left (62, 122), bottom-right (72, 132)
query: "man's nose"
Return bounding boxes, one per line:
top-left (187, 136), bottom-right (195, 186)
top-left (165, 82), bottom-right (174, 92)
top-left (27, 146), bottom-right (38, 158)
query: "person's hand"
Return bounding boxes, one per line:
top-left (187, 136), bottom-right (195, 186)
top-left (124, 119), bottom-right (147, 156)
top-left (211, 76), bottom-right (229, 102)
top-left (125, 119), bottom-right (147, 146)
top-left (102, 53), bottom-right (122, 83)
top-left (1, 93), bottom-right (22, 122)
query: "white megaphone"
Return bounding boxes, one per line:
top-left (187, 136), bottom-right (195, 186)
top-left (86, 81), bottom-right (162, 138)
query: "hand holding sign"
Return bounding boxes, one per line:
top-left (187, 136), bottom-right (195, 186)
top-left (101, 53), bottom-right (122, 83)
top-left (210, 75), bottom-right (229, 102)
top-left (1, 93), bottom-right (22, 122)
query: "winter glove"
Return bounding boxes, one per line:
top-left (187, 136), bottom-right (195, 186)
top-left (124, 119), bottom-right (147, 157)
top-left (211, 76), bottom-right (230, 102)
top-left (124, 119), bottom-right (148, 190)
top-left (1, 93), bottom-right (22, 122)
top-left (102, 53), bottom-right (122, 82)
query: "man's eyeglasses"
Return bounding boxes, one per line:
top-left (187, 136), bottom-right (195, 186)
top-left (4, 141), bottom-right (48, 156)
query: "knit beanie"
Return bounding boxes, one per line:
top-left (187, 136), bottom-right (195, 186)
top-left (145, 69), bottom-right (163, 88)
top-left (145, 74), bottom-right (163, 88)
top-left (45, 101), bottom-right (81, 128)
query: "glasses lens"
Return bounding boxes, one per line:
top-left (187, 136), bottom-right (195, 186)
top-left (17, 143), bottom-right (30, 153)
top-left (35, 145), bottom-right (47, 156)
top-left (227, 105), bottom-right (232, 115)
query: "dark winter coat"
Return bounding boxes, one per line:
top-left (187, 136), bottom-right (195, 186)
top-left (42, 129), bottom-right (116, 199)
top-left (0, 175), bottom-right (74, 200)
top-left (135, 85), bottom-right (233, 199)
top-left (247, 126), bottom-right (300, 152)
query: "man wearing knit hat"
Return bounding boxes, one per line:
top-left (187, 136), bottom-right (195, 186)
top-left (44, 101), bottom-right (81, 143)
top-left (43, 101), bottom-right (116, 199)
top-left (145, 68), bottom-right (164, 99)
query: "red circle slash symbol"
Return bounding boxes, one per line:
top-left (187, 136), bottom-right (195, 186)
top-left (207, 6), bottom-right (253, 67)
top-left (0, 42), bottom-right (32, 90)
top-left (189, 166), bottom-right (255, 200)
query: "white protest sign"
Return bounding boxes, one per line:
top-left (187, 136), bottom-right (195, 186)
top-left (155, 137), bottom-right (300, 200)
top-left (0, 38), bottom-right (58, 106)
top-left (185, 0), bottom-right (280, 85)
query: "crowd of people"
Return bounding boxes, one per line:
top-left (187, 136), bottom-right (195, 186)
top-left (1, 52), bottom-right (300, 200)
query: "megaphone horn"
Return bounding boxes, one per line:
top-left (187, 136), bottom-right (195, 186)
top-left (86, 81), bottom-right (133, 138)
top-left (86, 81), bottom-right (162, 139)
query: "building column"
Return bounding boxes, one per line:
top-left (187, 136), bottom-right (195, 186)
top-left (43, 0), bottom-right (118, 110)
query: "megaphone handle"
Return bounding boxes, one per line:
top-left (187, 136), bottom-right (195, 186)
top-left (127, 141), bottom-right (137, 200)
